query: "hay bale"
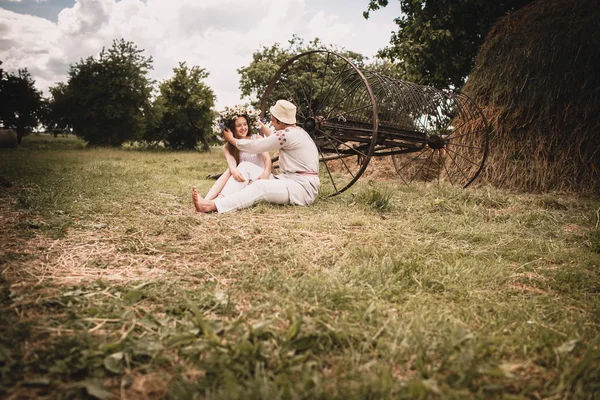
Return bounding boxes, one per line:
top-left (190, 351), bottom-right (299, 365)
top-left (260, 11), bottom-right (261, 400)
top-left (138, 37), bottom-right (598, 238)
top-left (0, 129), bottom-right (17, 149)
top-left (464, 0), bottom-right (600, 193)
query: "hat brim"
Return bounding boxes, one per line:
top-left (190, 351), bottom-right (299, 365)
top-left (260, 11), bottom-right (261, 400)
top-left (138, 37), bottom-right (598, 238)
top-left (269, 105), bottom-right (296, 124)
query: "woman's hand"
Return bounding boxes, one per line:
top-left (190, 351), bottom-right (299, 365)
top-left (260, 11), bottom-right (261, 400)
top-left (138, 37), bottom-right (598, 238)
top-left (230, 167), bottom-right (245, 182)
top-left (258, 120), bottom-right (272, 137)
top-left (257, 171), bottom-right (271, 180)
top-left (260, 151), bottom-right (272, 179)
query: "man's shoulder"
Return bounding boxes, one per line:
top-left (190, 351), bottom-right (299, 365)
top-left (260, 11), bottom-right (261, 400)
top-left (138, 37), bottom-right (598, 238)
top-left (279, 126), bottom-right (308, 134)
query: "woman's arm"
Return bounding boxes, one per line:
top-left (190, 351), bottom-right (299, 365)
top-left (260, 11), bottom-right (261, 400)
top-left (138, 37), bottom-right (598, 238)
top-left (258, 120), bottom-right (272, 137)
top-left (258, 151), bottom-right (272, 180)
top-left (223, 143), bottom-right (245, 182)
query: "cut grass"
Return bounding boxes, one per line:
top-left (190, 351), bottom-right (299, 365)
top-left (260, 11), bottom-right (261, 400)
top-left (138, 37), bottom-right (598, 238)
top-left (0, 134), bottom-right (599, 399)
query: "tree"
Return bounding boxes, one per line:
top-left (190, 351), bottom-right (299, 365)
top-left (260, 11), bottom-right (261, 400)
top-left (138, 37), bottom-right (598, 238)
top-left (40, 83), bottom-right (72, 136)
top-left (65, 39), bottom-right (154, 146)
top-left (154, 62), bottom-right (216, 151)
top-left (238, 36), bottom-right (367, 108)
top-left (364, 0), bottom-right (533, 89)
top-left (0, 66), bottom-right (42, 144)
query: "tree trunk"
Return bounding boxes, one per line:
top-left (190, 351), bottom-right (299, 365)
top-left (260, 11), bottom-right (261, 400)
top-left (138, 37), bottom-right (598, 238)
top-left (16, 126), bottom-right (24, 145)
top-left (199, 134), bottom-right (210, 152)
top-left (186, 112), bottom-right (211, 152)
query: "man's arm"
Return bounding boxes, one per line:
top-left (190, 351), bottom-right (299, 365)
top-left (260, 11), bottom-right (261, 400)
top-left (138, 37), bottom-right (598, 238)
top-left (224, 128), bottom-right (282, 154)
top-left (223, 128), bottom-right (238, 147)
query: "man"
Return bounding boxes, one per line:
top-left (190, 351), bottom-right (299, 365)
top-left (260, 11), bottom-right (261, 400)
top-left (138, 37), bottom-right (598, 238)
top-left (192, 99), bottom-right (320, 213)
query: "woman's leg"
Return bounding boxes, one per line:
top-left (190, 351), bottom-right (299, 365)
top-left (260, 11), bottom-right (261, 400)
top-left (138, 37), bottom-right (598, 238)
top-left (192, 187), bottom-right (217, 213)
top-left (205, 169), bottom-right (231, 200)
top-left (219, 162), bottom-right (266, 197)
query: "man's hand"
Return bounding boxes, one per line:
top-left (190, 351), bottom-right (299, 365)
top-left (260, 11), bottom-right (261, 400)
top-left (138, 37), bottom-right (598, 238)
top-left (223, 128), bottom-right (235, 144)
top-left (230, 167), bottom-right (245, 182)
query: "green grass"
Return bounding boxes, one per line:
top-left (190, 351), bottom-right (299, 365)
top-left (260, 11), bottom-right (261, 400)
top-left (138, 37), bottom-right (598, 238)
top-left (1, 134), bottom-right (599, 399)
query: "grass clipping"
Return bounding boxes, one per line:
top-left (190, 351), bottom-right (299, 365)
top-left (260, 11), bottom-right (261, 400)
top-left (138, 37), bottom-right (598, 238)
top-left (464, 0), bottom-right (600, 193)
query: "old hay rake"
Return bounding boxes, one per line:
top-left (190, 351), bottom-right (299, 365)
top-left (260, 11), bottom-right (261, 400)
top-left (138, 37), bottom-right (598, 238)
top-left (260, 50), bottom-right (490, 196)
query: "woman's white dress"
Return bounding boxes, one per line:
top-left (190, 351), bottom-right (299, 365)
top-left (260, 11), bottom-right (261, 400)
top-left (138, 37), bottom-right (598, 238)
top-left (239, 134), bottom-right (265, 168)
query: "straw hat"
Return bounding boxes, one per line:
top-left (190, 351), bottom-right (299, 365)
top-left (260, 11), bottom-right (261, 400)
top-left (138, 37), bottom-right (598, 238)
top-left (269, 100), bottom-right (297, 124)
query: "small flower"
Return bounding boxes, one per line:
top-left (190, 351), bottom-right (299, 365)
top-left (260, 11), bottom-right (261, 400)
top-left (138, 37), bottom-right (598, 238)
top-left (212, 103), bottom-right (262, 135)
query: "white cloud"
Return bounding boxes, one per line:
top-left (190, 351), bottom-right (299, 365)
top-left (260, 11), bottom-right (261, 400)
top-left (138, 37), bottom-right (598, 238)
top-left (0, 10), bottom-right (60, 82)
top-left (57, 0), bottom-right (114, 35)
top-left (306, 10), bottom-right (351, 47)
top-left (0, 0), bottom-right (399, 107)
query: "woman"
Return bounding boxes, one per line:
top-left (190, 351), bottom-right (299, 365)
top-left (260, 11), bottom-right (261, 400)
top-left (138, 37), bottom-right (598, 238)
top-left (193, 99), bottom-right (320, 213)
top-left (204, 109), bottom-right (272, 200)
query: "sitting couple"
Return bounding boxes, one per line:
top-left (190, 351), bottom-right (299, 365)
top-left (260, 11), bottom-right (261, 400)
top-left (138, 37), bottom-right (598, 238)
top-left (193, 100), bottom-right (320, 213)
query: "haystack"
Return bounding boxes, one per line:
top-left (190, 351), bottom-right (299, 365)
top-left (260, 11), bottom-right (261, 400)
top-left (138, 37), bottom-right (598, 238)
top-left (464, 0), bottom-right (600, 193)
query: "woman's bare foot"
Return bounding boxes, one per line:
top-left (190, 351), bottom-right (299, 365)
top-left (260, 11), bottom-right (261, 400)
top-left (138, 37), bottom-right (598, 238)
top-left (192, 187), bottom-right (217, 213)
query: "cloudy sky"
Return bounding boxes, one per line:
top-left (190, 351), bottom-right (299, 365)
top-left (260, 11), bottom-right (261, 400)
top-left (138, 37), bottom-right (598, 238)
top-left (0, 0), bottom-right (401, 108)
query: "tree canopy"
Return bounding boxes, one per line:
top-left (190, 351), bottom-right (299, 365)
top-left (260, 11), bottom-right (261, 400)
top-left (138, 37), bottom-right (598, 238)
top-left (238, 36), bottom-right (366, 108)
top-left (153, 62), bottom-right (216, 151)
top-left (40, 83), bottom-right (72, 136)
top-left (0, 65), bottom-right (42, 144)
top-left (63, 39), bottom-right (154, 146)
top-left (364, 0), bottom-right (533, 89)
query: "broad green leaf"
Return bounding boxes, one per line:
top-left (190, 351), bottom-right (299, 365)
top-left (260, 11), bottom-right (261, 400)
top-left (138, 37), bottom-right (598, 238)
top-left (123, 289), bottom-right (144, 305)
top-left (85, 381), bottom-right (112, 400)
top-left (286, 320), bottom-right (302, 342)
top-left (556, 339), bottom-right (578, 354)
top-left (103, 351), bottom-right (124, 374)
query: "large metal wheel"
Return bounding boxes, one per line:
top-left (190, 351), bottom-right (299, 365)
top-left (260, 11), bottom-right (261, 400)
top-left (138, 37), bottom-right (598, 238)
top-left (390, 90), bottom-right (489, 188)
top-left (260, 50), bottom-right (379, 196)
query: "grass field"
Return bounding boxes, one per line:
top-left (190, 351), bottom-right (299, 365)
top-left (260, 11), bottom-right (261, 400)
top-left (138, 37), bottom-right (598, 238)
top-left (1, 134), bottom-right (599, 399)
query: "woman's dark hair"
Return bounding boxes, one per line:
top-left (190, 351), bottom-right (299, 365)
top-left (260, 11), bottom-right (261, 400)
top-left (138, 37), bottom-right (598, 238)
top-left (225, 115), bottom-right (252, 164)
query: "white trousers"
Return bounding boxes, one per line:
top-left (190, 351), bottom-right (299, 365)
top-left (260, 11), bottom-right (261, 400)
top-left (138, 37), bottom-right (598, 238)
top-left (213, 161), bottom-right (318, 213)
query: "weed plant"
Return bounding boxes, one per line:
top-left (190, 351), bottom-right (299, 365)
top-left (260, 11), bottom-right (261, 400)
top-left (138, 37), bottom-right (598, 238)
top-left (0, 135), bottom-right (599, 399)
top-left (355, 181), bottom-right (396, 212)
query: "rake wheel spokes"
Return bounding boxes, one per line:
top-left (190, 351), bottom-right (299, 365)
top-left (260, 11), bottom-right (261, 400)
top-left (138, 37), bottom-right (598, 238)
top-left (391, 92), bottom-right (489, 188)
top-left (261, 50), bottom-right (379, 196)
